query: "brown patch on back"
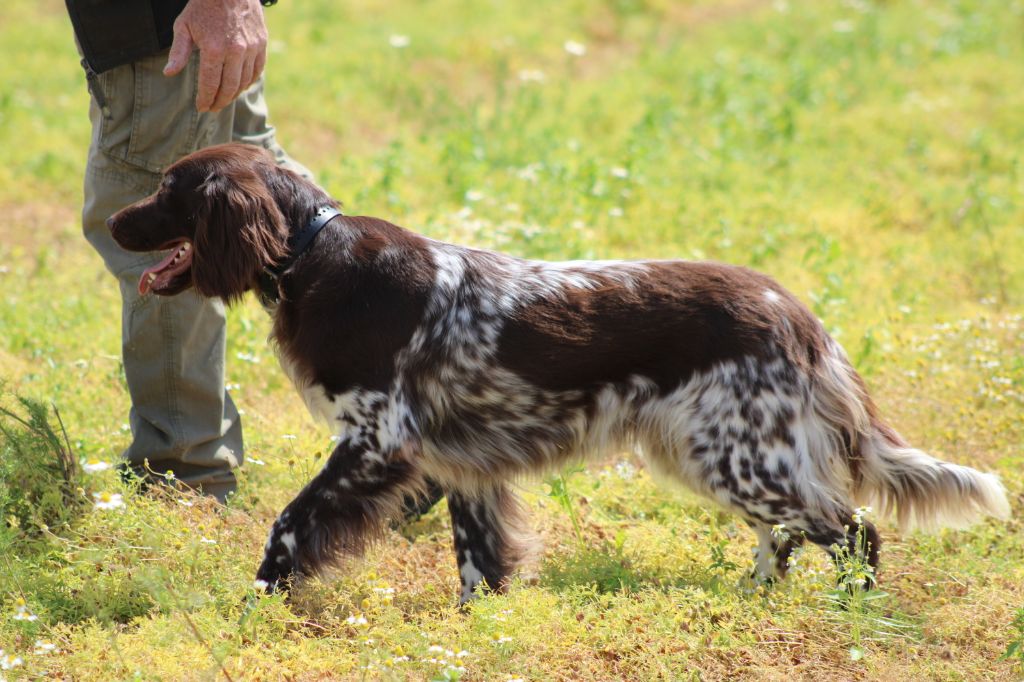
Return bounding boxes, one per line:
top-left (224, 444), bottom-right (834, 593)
top-left (496, 261), bottom-right (828, 394)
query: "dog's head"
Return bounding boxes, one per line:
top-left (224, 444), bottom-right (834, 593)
top-left (108, 143), bottom-right (309, 301)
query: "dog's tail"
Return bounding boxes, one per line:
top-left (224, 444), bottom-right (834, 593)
top-left (812, 341), bottom-right (1011, 531)
top-left (856, 428), bottom-right (1010, 530)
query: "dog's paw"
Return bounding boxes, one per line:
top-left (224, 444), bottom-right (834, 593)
top-left (254, 555), bottom-right (294, 593)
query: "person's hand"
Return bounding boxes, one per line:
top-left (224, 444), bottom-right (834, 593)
top-left (163, 0), bottom-right (268, 113)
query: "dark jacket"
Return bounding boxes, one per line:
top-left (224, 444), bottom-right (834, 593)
top-left (66, 0), bottom-right (189, 74)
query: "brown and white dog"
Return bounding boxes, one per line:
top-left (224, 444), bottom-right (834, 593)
top-left (108, 143), bottom-right (1009, 603)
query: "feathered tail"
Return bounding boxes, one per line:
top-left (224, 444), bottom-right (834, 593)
top-left (813, 341), bottom-right (1011, 531)
top-left (855, 421), bottom-right (1010, 530)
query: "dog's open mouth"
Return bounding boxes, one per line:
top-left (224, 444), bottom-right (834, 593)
top-left (138, 240), bottom-right (193, 295)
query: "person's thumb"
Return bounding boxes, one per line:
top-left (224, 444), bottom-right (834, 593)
top-left (164, 22), bottom-right (194, 76)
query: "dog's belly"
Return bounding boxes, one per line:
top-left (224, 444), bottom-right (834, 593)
top-left (414, 374), bottom-right (663, 489)
top-left (415, 351), bottom-right (830, 527)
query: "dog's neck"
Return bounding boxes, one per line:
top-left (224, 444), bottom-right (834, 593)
top-left (258, 206), bottom-right (342, 306)
top-left (255, 166), bottom-right (343, 305)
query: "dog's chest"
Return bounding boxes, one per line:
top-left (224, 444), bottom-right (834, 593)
top-left (274, 351), bottom-right (334, 422)
top-left (274, 343), bottom-right (407, 447)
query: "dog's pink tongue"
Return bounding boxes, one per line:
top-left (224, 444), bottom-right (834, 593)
top-left (138, 248), bottom-right (183, 295)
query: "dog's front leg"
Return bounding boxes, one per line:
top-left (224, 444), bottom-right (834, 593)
top-left (448, 483), bottom-right (536, 604)
top-left (255, 436), bottom-right (423, 592)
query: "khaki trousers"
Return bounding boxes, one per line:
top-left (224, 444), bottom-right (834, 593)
top-left (82, 51), bottom-right (310, 501)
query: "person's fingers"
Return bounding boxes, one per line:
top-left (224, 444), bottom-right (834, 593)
top-left (210, 47), bottom-right (245, 112)
top-left (164, 21), bottom-right (194, 76)
top-left (251, 44), bottom-right (267, 87)
top-left (195, 47), bottom-right (225, 112)
top-left (239, 54), bottom-right (256, 93)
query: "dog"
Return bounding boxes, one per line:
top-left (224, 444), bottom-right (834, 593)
top-left (108, 142), bottom-right (1010, 603)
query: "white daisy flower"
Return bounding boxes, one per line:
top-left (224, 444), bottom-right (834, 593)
top-left (93, 492), bottom-right (125, 510)
top-left (82, 459), bottom-right (112, 473)
top-left (852, 506), bottom-right (872, 524)
top-left (614, 461), bottom-right (636, 480)
top-left (517, 69), bottom-right (546, 83)
top-left (564, 40), bottom-right (586, 56)
top-left (0, 653), bottom-right (22, 670)
top-left (33, 640), bottom-right (58, 655)
top-left (12, 598), bottom-right (38, 622)
top-left (389, 34), bottom-right (410, 48)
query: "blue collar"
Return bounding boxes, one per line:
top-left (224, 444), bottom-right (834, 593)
top-left (259, 206), bottom-right (342, 305)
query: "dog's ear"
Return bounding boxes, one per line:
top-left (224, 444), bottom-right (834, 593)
top-left (192, 168), bottom-right (288, 302)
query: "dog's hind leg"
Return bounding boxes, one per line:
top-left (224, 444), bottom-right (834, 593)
top-left (760, 510), bottom-right (880, 589)
top-left (797, 513), bottom-right (881, 588)
top-left (254, 436), bottom-right (424, 592)
top-left (447, 483), bottom-right (535, 604)
top-left (749, 521), bottom-right (805, 583)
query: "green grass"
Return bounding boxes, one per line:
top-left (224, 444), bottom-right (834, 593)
top-left (2, 0), bottom-right (1023, 678)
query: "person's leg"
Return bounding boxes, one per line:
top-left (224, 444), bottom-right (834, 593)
top-left (231, 77), bottom-right (314, 179)
top-left (82, 51), bottom-right (243, 501)
top-left (83, 57), bottom-right (445, 511)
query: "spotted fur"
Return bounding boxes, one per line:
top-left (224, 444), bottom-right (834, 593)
top-left (108, 143), bottom-right (1011, 603)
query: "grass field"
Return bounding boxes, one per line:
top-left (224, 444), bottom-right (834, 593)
top-left (2, 0), bottom-right (1023, 679)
